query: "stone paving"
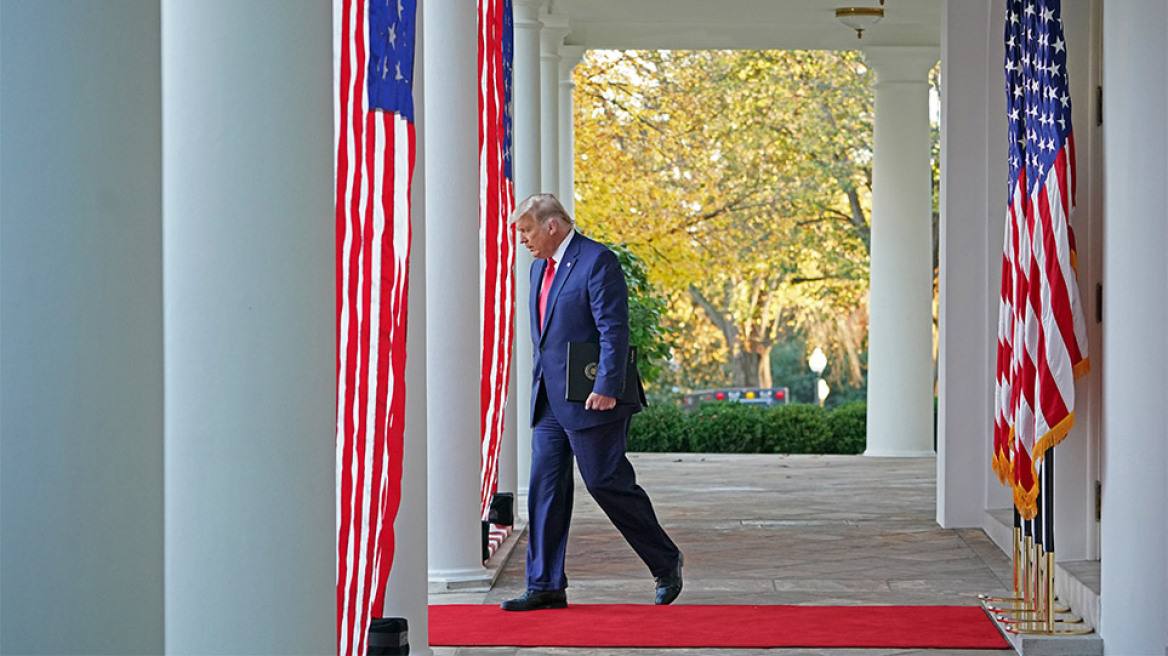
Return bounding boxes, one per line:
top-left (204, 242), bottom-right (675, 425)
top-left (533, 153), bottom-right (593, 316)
top-left (431, 453), bottom-right (1015, 656)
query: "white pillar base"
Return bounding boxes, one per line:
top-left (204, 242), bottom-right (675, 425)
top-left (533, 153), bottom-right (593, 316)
top-left (865, 448), bottom-right (939, 458)
top-left (428, 568), bottom-right (495, 594)
top-left (428, 518), bottom-right (526, 593)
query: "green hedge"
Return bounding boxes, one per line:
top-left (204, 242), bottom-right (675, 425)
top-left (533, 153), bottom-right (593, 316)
top-left (628, 401), bottom-right (867, 454)
top-left (824, 401), bottom-right (868, 454)
top-left (625, 402), bottom-right (690, 452)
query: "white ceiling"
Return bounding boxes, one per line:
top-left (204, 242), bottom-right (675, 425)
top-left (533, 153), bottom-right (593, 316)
top-left (548, 0), bottom-right (941, 51)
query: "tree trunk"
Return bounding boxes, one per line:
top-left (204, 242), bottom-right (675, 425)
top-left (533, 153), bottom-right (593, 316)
top-left (735, 351), bottom-right (758, 387)
top-left (691, 284), bottom-right (781, 390)
top-left (756, 345), bottom-right (773, 388)
top-left (733, 345), bottom-right (773, 388)
top-left (689, 284), bottom-right (744, 383)
top-left (844, 185), bottom-right (871, 254)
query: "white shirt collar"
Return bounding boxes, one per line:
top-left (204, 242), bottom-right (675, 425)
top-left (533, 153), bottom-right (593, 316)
top-left (550, 228), bottom-right (575, 266)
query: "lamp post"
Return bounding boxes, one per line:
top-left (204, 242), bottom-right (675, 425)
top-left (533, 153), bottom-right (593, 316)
top-left (808, 347), bottom-right (829, 407)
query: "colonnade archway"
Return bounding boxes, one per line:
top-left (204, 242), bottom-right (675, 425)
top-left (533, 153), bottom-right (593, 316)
top-left (3, 1), bottom-right (1165, 654)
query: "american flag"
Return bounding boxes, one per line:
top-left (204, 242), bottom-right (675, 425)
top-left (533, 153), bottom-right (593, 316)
top-left (335, 0), bottom-right (416, 654)
top-left (479, 0), bottom-right (516, 559)
top-left (993, 0), bottom-right (1089, 520)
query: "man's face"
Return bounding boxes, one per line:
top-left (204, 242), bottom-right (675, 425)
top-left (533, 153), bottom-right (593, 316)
top-left (515, 213), bottom-right (560, 260)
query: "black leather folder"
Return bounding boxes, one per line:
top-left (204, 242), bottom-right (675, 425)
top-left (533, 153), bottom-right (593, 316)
top-left (565, 342), bottom-right (641, 405)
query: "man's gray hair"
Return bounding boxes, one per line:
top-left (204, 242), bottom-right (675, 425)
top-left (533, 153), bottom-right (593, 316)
top-left (509, 193), bottom-right (575, 228)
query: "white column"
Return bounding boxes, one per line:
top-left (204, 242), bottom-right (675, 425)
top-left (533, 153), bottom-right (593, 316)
top-left (162, 1), bottom-right (334, 652)
top-left (498, 396), bottom-right (519, 504)
top-left (0, 3), bottom-right (164, 651)
top-left (863, 46), bottom-right (939, 458)
top-left (424, 0), bottom-right (488, 588)
top-left (381, 6), bottom-right (431, 651)
top-left (498, 375), bottom-right (519, 508)
top-left (559, 46), bottom-right (587, 211)
top-left (540, 13), bottom-right (568, 194)
top-left (936, 0), bottom-right (1007, 526)
top-left (511, 0), bottom-right (544, 497)
top-left (383, 206), bottom-right (432, 645)
top-left (1100, 1), bottom-right (1168, 650)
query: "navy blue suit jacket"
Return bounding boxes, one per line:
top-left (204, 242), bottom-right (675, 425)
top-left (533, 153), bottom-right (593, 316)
top-left (529, 233), bottom-right (641, 431)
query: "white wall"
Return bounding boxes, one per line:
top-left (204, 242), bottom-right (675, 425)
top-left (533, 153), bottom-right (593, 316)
top-left (161, 1), bottom-right (335, 652)
top-left (1050, 0), bottom-right (1103, 563)
top-left (1099, 1), bottom-right (1168, 651)
top-left (0, 2), bottom-right (165, 652)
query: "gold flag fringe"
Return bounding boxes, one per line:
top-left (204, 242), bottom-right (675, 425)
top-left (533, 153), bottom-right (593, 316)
top-left (992, 426), bottom-right (1016, 486)
top-left (1013, 410), bottom-right (1077, 519)
top-left (1073, 357), bottom-right (1091, 381)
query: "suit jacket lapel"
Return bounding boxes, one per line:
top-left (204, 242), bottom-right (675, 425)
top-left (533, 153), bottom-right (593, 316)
top-left (532, 260), bottom-right (545, 343)
top-left (538, 236), bottom-right (582, 344)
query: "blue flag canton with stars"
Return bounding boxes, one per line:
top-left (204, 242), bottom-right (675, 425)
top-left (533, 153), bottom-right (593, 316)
top-left (502, 0), bottom-right (516, 181)
top-left (1005, 0), bottom-right (1072, 197)
top-left (369, 0), bottom-right (417, 121)
top-left (1004, 0), bottom-right (1026, 199)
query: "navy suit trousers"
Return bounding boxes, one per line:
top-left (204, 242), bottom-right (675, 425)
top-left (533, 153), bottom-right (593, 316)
top-left (526, 384), bottom-right (680, 591)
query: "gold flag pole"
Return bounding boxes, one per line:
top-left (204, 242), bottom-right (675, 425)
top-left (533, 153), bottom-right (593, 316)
top-left (985, 524), bottom-right (1036, 614)
top-left (1002, 449), bottom-right (1094, 636)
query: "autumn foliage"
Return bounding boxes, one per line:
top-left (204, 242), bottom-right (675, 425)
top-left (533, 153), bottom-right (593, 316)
top-left (573, 50), bottom-right (876, 395)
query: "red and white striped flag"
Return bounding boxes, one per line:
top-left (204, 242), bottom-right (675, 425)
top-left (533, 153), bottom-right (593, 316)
top-left (335, 0), bottom-right (416, 653)
top-left (995, 0), bottom-right (1089, 519)
top-left (479, 0), bottom-right (516, 559)
top-left (992, 193), bottom-right (1018, 487)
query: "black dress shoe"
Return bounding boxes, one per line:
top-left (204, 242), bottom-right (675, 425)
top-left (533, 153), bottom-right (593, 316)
top-left (654, 553), bottom-right (684, 605)
top-left (500, 589), bottom-right (568, 611)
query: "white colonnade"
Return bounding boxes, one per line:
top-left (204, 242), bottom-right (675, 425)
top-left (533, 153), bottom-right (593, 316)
top-left (541, 12), bottom-right (569, 195)
top-left (424, 0), bottom-right (490, 590)
top-left (423, 0), bottom-right (568, 594)
top-left (2, 1), bottom-right (336, 651)
top-left (510, 0), bottom-right (545, 497)
top-left (161, 3), bottom-right (336, 651)
top-left (559, 46), bottom-right (587, 215)
top-left (1, 2), bottom-right (166, 651)
top-left (1099, 1), bottom-right (1168, 650)
top-left (863, 47), bottom-right (940, 458)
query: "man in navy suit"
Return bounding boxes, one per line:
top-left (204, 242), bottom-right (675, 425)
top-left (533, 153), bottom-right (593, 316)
top-left (501, 194), bottom-right (683, 612)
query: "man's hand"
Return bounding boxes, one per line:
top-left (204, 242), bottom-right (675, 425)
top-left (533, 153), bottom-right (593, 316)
top-left (585, 392), bottom-right (617, 411)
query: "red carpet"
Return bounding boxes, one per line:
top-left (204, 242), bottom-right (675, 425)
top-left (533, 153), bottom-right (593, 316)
top-left (430, 604), bottom-right (1009, 649)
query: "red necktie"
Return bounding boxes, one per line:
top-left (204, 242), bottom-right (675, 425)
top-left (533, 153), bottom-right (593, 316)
top-left (539, 258), bottom-right (556, 328)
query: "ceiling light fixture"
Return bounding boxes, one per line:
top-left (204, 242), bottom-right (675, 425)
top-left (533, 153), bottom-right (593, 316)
top-left (835, 7), bottom-right (884, 39)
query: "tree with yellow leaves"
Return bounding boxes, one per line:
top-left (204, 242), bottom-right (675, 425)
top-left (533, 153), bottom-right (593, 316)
top-left (574, 49), bottom-right (874, 392)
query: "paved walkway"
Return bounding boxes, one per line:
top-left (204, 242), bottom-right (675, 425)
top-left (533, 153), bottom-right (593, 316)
top-left (432, 453), bottom-right (1015, 656)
